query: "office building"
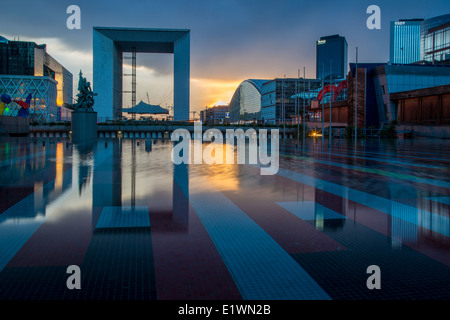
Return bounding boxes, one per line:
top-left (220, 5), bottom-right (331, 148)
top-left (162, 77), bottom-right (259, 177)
top-left (200, 105), bottom-right (229, 124)
top-left (316, 34), bottom-right (348, 80)
top-left (0, 35), bottom-right (73, 121)
top-left (420, 14), bottom-right (450, 63)
top-left (228, 79), bottom-right (269, 123)
top-left (261, 78), bottom-right (323, 124)
top-left (304, 62), bottom-right (450, 138)
top-left (374, 64), bottom-right (450, 123)
top-left (390, 19), bottom-right (423, 64)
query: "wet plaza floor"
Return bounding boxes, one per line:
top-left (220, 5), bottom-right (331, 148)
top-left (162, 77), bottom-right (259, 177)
top-left (0, 136), bottom-right (449, 300)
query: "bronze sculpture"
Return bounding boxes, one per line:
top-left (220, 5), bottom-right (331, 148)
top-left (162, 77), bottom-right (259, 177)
top-left (65, 71), bottom-right (96, 111)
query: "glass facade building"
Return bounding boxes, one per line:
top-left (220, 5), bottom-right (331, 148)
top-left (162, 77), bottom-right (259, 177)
top-left (228, 79), bottom-right (268, 123)
top-left (421, 14), bottom-right (450, 63)
top-left (316, 34), bottom-right (348, 80)
top-left (373, 64), bottom-right (450, 123)
top-left (0, 36), bottom-right (73, 120)
top-left (390, 19), bottom-right (423, 64)
top-left (0, 75), bottom-right (58, 121)
top-left (261, 78), bottom-right (323, 124)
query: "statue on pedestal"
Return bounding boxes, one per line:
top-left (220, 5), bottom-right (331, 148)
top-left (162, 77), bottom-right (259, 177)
top-left (65, 71), bottom-right (96, 112)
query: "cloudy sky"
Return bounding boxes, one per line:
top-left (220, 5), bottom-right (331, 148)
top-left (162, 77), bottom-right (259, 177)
top-left (1, 0), bottom-right (448, 113)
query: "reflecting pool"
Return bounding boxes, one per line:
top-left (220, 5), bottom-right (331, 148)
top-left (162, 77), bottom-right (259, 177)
top-left (0, 137), bottom-right (449, 300)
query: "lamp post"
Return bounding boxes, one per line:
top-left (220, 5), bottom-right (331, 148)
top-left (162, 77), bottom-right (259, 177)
top-left (295, 69), bottom-right (299, 148)
top-left (321, 62), bottom-right (324, 146)
top-left (329, 60), bottom-right (332, 143)
top-left (355, 47), bottom-right (358, 146)
top-left (282, 76), bottom-right (286, 142)
top-left (303, 66), bottom-right (306, 144)
top-left (296, 69), bottom-right (299, 147)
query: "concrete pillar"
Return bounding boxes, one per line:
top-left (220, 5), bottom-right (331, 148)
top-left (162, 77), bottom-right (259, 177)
top-left (174, 32), bottom-right (190, 121)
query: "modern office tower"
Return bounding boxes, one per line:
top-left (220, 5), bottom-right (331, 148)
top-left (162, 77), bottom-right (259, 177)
top-left (420, 14), bottom-right (450, 63)
top-left (390, 19), bottom-right (423, 64)
top-left (316, 34), bottom-right (348, 80)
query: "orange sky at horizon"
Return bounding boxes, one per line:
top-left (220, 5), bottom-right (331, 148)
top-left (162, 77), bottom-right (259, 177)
top-left (190, 77), bottom-right (242, 111)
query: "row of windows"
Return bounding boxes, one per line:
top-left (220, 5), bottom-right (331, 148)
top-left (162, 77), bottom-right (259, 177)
top-left (423, 26), bottom-right (450, 61)
top-left (386, 74), bottom-right (450, 93)
top-left (229, 80), bottom-right (264, 122)
top-left (391, 24), bottom-right (421, 64)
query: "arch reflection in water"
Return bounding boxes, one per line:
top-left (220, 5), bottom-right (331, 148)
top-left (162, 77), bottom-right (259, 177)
top-left (90, 138), bottom-right (189, 232)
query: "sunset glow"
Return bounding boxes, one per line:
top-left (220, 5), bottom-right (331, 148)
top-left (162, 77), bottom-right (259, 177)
top-left (190, 78), bottom-right (242, 111)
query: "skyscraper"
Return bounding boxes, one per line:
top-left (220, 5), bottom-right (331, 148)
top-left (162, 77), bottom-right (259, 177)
top-left (316, 34), bottom-right (348, 80)
top-left (389, 19), bottom-right (423, 64)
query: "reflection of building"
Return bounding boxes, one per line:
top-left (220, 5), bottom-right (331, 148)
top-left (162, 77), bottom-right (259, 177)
top-left (316, 34), bottom-right (348, 80)
top-left (390, 19), bottom-right (423, 64)
top-left (0, 141), bottom-right (72, 220)
top-left (421, 14), bottom-right (450, 63)
top-left (200, 105), bottom-right (229, 124)
top-left (389, 186), bottom-right (419, 248)
top-left (92, 140), bottom-right (122, 212)
top-left (0, 35), bottom-right (73, 121)
top-left (228, 79), bottom-right (269, 123)
top-left (315, 189), bottom-right (346, 230)
top-left (418, 195), bottom-right (450, 247)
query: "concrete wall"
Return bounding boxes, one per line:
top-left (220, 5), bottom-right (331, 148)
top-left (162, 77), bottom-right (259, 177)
top-left (398, 124), bottom-right (450, 139)
top-left (0, 115), bottom-right (29, 137)
top-left (71, 111), bottom-right (98, 143)
top-left (93, 30), bottom-right (119, 121)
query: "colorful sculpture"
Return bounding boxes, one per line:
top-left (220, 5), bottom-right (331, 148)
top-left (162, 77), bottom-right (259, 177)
top-left (316, 84), bottom-right (337, 103)
top-left (332, 80), bottom-right (347, 102)
top-left (14, 93), bottom-right (32, 118)
top-left (0, 93), bottom-right (12, 115)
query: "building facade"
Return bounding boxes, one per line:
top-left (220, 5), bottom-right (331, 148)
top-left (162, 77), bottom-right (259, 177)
top-left (200, 105), bottom-right (229, 124)
top-left (0, 36), bottom-right (73, 121)
top-left (391, 84), bottom-right (450, 125)
top-left (261, 78), bottom-right (324, 124)
top-left (93, 27), bottom-right (190, 121)
top-left (373, 64), bottom-right (450, 123)
top-left (0, 75), bottom-right (58, 121)
top-left (316, 34), bottom-right (348, 80)
top-left (228, 79), bottom-right (268, 123)
top-left (390, 19), bottom-right (423, 64)
top-left (420, 14), bottom-right (450, 63)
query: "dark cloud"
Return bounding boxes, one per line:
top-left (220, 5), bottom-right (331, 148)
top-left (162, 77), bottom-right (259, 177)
top-left (1, 0), bottom-right (448, 79)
